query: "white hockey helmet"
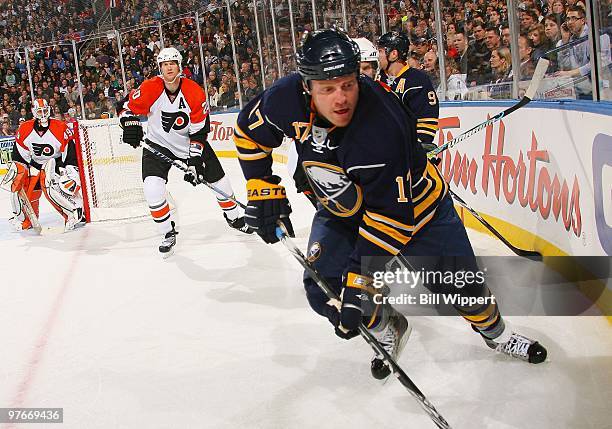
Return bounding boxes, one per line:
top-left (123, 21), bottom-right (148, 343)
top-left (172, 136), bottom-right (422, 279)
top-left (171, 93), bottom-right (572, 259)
top-left (353, 37), bottom-right (379, 65)
top-left (156, 47), bottom-right (182, 69)
top-left (32, 98), bottom-right (50, 126)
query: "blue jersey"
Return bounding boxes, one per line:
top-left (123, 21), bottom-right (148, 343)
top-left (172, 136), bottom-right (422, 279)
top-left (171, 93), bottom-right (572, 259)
top-left (234, 73), bottom-right (448, 266)
top-left (379, 65), bottom-right (439, 146)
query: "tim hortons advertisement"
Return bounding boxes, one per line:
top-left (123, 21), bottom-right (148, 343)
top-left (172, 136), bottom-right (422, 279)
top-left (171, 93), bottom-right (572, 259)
top-left (208, 111), bottom-right (238, 152)
top-left (437, 105), bottom-right (611, 257)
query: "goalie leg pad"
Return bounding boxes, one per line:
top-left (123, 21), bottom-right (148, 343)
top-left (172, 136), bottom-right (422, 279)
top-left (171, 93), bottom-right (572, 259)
top-left (143, 175), bottom-right (173, 235)
top-left (9, 191), bottom-right (25, 227)
top-left (41, 159), bottom-right (83, 221)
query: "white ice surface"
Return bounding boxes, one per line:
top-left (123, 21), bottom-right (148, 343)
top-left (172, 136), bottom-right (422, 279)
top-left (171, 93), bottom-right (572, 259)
top-left (0, 159), bottom-right (610, 429)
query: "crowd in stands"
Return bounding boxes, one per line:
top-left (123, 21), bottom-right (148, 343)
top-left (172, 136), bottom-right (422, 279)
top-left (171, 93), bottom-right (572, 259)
top-left (381, 0), bottom-right (610, 100)
top-left (0, 0), bottom-right (609, 134)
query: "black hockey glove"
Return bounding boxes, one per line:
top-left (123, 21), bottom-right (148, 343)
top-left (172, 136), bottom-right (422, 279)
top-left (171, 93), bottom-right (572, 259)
top-left (245, 175), bottom-right (294, 244)
top-left (293, 165), bottom-right (318, 208)
top-left (120, 116), bottom-right (143, 148)
top-left (331, 272), bottom-right (374, 340)
top-left (184, 142), bottom-right (206, 186)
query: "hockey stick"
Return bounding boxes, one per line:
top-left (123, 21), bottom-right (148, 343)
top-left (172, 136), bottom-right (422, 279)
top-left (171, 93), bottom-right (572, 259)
top-left (139, 141), bottom-right (248, 210)
top-left (427, 58), bottom-right (550, 159)
top-left (18, 188), bottom-right (42, 234)
top-left (275, 223), bottom-right (452, 429)
top-left (449, 189), bottom-right (542, 259)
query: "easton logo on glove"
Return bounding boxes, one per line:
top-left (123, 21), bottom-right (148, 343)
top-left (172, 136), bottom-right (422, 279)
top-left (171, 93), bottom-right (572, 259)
top-left (247, 177), bottom-right (287, 200)
top-left (121, 119), bottom-right (140, 128)
top-left (161, 111), bottom-right (189, 133)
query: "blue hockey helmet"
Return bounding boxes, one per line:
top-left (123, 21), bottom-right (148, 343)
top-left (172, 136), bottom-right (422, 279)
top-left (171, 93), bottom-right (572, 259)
top-left (296, 28), bottom-right (360, 87)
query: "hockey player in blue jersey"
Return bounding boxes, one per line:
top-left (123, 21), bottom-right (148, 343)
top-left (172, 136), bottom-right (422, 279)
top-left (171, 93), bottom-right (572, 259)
top-left (377, 32), bottom-right (440, 154)
top-left (234, 28), bottom-right (546, 380)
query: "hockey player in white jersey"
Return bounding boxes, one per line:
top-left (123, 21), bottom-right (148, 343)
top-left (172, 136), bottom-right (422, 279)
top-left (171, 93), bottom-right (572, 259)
top-left (1, 98), bottom-right (85, 232)
top-left (353, 37), bottom-right (379, 79)
top-left (118, 47), bottom-right (252, 257)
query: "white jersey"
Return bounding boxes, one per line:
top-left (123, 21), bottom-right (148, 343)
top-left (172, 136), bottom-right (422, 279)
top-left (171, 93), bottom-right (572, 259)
top-left (14, 118), bottom-right (74, 168)
top-left (122, 76), bottom-right (209, 158)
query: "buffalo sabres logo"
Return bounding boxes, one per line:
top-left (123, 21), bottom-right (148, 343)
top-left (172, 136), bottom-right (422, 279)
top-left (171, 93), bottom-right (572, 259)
top-left (161, 111), bottom-right (190, 133)
top-left (306, 242), bottom-right (322, 263)
top-left (31, 143), bottom-right (55, 157)
top-left (309, 125), bottom-right (339, 153)
top-left (302, 161), bottom-right (362, 217)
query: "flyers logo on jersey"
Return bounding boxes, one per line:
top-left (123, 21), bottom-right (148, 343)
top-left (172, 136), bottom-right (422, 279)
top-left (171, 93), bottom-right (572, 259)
top-left (31, 143), bottom-right (55, 157)
top-left (302, 161), bottom-right (362, 218)
top-left (161, 111), bottom-right (190, 133)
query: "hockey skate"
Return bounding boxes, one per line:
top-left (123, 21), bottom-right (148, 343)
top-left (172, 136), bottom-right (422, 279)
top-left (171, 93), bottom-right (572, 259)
top-left (159, 221), bottom-right (178, 258)
top-left (224, 213), bottom-right (254, 234)
top-left (370, 308), bottom-right (412, 380)
top-left (482, 330), bottom-right (547, 364)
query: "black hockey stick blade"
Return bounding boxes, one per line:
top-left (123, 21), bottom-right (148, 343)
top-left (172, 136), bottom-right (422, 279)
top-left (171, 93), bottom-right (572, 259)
top-left (428, 58), bottom-right (550, 159)
top-left (449, 190), bottom-right (542, 260)
top-left (275, 223), bottom-right (452, 429)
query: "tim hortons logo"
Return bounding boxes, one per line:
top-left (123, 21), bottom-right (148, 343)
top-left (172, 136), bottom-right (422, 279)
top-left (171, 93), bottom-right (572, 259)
top-left (436, 116), bottom-right (582, 237)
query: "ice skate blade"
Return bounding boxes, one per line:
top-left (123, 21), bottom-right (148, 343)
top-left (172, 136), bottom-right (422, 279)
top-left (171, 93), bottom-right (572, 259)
top-left (160, 248), bottom-right (175, 259)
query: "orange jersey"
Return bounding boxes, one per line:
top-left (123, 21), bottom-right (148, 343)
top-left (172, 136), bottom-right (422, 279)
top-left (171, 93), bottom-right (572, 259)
top-left (122, 76), bottom-right (209, 158)
top-left (14, 119), bottom-right (73, 168)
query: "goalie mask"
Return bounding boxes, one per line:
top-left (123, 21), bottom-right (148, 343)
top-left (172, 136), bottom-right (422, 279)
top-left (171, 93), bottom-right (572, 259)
top-left (32, 98), bottom-right (51, 127)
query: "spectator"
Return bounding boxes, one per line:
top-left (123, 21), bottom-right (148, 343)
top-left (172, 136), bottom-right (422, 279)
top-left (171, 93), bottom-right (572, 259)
top-left (0, 120), bottom-right (12, 136)
top-left (528, 23), bottom-right (552, 61)
top-left (443, 58), bottom-right (469, 100)
top-left (490, 47), bottom-right (513, 84)
top-left (218, 82), bottom-right (233, 108)
top-left (454, 30), bottom-right (470, 75)
top-left (466, 22), bottom-right (491, 86)
top-left (555, 5), bottom-right (611, 98)
top-left (520, 9), bottom-right (539, 32)
top-left (501, 23), bottom-right (511, 47)
top-left (517, 34), bottom-right (536, 79)
top-left (208, 85), bottom-right (220, 109)
top-left (423, 50), bottom-right (440, 88)
top-left (5, 69), bottom-right (17, 86)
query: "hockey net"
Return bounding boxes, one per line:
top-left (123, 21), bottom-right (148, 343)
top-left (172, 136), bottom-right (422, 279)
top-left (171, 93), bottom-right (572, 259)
top-left (74, 118), bottom-right (172, 223)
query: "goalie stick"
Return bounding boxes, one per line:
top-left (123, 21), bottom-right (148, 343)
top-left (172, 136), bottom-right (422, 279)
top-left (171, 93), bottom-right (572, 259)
top-left (275, 223), bottom-right (453, 429)
top-left (427, 58), bottom-right (550, 159)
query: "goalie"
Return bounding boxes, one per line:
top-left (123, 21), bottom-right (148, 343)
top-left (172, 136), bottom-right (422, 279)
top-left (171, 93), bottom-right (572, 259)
top-left (1, 98), bottom-right (85, 232)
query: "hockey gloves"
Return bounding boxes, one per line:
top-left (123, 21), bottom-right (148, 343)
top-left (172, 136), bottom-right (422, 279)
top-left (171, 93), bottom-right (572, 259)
top-left (184, 142), bottom-right (206, 186)
top-left (330, 272), bottom-right (375, 340)
top-left (120, 116), bottom-right (143, 148)
top-left (246, 175), bottom-right (294, 244)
